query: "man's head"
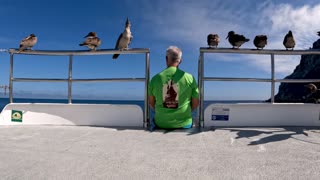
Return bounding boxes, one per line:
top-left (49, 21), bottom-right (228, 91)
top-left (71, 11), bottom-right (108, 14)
top-left (166, 46), bottom-right (182, 67)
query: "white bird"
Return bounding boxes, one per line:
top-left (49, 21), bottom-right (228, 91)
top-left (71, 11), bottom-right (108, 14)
top-left (79, 32), bottom-right (101, 50)
top-left (19, 34), bottom-right (37, 51)
top-left (112, 17), bottom-right (133, 59)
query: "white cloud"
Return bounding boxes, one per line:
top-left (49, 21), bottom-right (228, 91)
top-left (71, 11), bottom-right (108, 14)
top-left (257, 3), bottom-right (320, 74)
top-left (143, 1), bottom-right (255, 48)
top-left (265, 4), bottom-right (320, 49)
top-left (141, 1), bottom-right (320, 75)
top-left (248, 55), bottom-right (300, 75)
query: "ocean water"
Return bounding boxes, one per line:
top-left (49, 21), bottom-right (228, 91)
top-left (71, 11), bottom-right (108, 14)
top-left (0, 98), bottom-right (262, 112)
top-left (0, 98), bottom-right (145, 112)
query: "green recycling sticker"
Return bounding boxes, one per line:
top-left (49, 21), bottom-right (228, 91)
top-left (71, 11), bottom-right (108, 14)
top-left (11, 110), bottom-right (23, 122)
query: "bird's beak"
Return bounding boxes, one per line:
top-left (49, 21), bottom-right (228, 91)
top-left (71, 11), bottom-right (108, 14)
top-left (226, 35), bottom-right (229, 39)
top-left (126, 17), bottom-right (131, 26)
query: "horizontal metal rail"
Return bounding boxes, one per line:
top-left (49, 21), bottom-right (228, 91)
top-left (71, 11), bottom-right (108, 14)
top-left (8, 49), bottom-right (151, 128)
top-left (13, 78), bottom-right (68, 82)
top-left (9, 48), bottom-right (150, 56)
top-left (203, 77), bottom-right (320, 83)
top-left (72, 78), bottom-right (146, 82)
top-left (199, 47), bottom-right (320, 128)
top-left (200, 47), bottom-right (320, 55)
top-left (275, 79), bottom-right (320, 83)
top-left (203, 77), bottom-right (271, 82)
top-left (12, 78), bottom-right (146, 83)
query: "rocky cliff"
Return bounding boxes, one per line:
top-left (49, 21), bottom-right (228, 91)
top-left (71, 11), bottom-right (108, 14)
top-left (272, 39), bottom-right (320, 102)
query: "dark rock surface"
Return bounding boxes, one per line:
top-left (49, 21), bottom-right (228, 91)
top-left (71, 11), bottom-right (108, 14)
top-left (272, 39), bottom-right (320, 102)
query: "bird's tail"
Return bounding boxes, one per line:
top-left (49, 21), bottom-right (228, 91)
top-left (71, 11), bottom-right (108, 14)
top-left (112, 54), bottom-right (120, 59)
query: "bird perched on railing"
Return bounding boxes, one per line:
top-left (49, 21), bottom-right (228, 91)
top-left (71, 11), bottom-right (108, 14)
top-left (79, 32), bottom-right (101, 51)
top-left (113, 17), bottom-right (133, 60)
top-left (253, 35), bottom-right (268, 50)
top-left (19, 34), bottom-right (37, 52)
top-left (283, 30), bottom-right (295, 50)
top-left (226, 31), bottom-right (249, 49)
top-left (207, 34), bottom-right (220, 48)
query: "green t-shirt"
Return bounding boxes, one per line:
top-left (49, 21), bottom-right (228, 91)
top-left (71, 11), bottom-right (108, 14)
top-left (148, 66), bottom-right (199, 128)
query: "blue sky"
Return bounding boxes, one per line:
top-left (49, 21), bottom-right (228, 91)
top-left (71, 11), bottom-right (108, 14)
top-left (0, 0), bottom-right (320, 100)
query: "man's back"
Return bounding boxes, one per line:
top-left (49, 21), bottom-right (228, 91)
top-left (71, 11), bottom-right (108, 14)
top-left (148, 66), bottom-right (199, 128)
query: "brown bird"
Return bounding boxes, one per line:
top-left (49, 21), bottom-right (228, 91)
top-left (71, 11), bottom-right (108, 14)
top-left (113, 17), bottom-right (133, 59)
top-left (253, 35), bottom-right (268, 50)
top-left (79, 32), bottom-right (101, 50)
top-left (207, 34), bottom-right (220, 48)
top-left (19, 34), bottom-right (37, 51)
top-left (283, 30), bottom-right (295, 50)
top-left (226, 31), bottom-right (249, 49)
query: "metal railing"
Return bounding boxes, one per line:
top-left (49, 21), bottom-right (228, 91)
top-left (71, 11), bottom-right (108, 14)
top-left (8, 48), bottom-right (150, 128)
top-left (198, 47), bottom-right (320, 127)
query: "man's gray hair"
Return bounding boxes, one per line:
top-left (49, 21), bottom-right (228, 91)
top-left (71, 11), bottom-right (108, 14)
top-left (166, 46), bottom-right (182, 63)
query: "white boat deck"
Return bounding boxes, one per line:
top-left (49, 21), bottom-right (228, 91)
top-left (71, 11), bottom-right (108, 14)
top-left (3, 42), bottom-right (320, 179)
top-left (0, 125), bottom-right (319, 179)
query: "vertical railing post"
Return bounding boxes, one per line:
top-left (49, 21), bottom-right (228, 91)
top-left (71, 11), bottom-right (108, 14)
top-left (9, 53), bottom-right (14, 103)
top-left (68, 55), bottom-right (73, 104)
top-left (198, 51), bottom-right (204, 127)
top-left (197, 53), bottom-right (201, 127)
top-left (144, 52), bottom-right (150, 128)
top-left (271, 53), bottom-right (275, 103)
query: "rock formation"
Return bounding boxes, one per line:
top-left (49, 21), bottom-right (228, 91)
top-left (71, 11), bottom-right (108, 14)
top-left (272, 39), bottom-right (320, 102)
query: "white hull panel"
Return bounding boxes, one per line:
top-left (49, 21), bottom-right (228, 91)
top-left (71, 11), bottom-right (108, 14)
top-left (0, 103), bottom-right (143, 127)
top-left (205, 103), bottom-right (320, 127)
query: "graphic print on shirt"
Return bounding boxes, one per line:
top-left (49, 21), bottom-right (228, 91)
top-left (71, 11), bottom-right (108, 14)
top-left (162, 80), bottom-right (179, 109)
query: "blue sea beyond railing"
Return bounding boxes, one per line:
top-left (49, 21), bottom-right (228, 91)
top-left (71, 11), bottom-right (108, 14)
top-left (0, 98), bottom-right (263, 113)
